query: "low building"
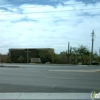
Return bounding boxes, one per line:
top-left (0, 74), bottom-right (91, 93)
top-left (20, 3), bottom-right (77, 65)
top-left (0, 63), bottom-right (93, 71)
top-left (9, 48), bottom-right (54, 63)
top-left (0, 54), bottom-right (8, 63)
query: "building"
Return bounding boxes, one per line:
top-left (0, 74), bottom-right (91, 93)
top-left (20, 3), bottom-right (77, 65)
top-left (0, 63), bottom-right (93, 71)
top-left (9, 48), bottom-right (54, 63)
top-left (0, 54), bottom-right (8, 63)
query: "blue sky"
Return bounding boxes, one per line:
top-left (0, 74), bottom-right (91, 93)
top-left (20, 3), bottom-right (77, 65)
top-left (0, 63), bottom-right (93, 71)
top-left (0, 0), bottom-right (100, 54)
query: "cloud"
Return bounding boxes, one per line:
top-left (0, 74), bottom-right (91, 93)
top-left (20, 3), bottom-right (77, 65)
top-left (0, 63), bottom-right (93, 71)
top-left (0, 0), bottom-right (100, 54)
top-left (75, 0), bottom-right (100, 4)
top-left (2, 0), bottom-right (68, 7)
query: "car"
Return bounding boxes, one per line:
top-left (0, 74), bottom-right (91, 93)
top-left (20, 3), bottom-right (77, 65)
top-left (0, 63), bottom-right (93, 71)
top-left (91, 61), bottom-right (99, 65)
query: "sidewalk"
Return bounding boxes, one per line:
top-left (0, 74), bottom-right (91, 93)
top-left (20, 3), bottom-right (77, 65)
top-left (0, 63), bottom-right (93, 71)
top-left (0, 93), bottom-right (92, 99)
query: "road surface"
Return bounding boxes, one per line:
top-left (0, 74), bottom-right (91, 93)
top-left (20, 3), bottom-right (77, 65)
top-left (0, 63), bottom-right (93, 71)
top-left (0, 64), bottom-right (100, 92)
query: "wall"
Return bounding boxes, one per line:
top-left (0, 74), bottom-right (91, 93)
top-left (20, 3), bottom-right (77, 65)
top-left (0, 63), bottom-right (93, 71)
top-left (0, 54), bottom-right (8, 63)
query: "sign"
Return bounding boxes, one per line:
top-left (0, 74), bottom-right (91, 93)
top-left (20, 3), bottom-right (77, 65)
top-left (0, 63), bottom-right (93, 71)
top-left (31, 58), bottom-right (41, 63)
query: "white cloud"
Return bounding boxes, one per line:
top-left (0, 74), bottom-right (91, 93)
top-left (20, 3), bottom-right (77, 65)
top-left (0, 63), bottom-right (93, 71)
top-left (0, 0), bottom-right (100, 54)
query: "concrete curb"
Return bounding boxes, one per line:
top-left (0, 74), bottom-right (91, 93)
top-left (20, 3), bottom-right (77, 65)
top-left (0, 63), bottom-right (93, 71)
top-left (0, 93), bottom-right (91, 99)
top-left (0, 66), bottom-right (20, 68)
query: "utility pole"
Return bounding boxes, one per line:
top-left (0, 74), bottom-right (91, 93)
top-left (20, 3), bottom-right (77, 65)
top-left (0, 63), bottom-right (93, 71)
top-left (0, 54), bottom-right (1, 66)
top-left (90, 30), bottom-right (95, 65)
top-left (25, 49), bottom-right (31, 63)
top-left (99, 47), bottom-right (100, 57)
top-left (68, 42), bottom-right (70, 64)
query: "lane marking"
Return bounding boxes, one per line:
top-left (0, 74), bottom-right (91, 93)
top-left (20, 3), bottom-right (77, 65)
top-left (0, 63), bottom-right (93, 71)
top-left (46, 77), bottom-right (75, 80)
top-left (49, 69), bottom-right (100, 73)
top-left (60, 73), bottom-right (86, 75)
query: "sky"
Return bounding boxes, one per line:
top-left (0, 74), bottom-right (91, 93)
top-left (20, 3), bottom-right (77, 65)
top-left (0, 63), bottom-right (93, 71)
top-left (0, 0), bottom-right (100, 54)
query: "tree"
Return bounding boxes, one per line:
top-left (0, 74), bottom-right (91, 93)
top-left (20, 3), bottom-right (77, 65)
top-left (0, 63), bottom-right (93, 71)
top-left (18, 55), bottom-right (24, 63)
top-left (60, 51), bottom-right (66, 55)
top-left (93, 52), bottom-right (98, 61)
top-left (71, 47), bottom-right (78, 64)
top-left (38, 49), bottom-right (55, 63)
top-left (77, 45), bottom-right (90, 64)
top-left (60, 51), bottom-right (68, 64)
top-left (68, 45), bottom-right (91, 64)
top-left (54, 54), bottom-right (62, 64)
top-left (6, 57), bottom-right (12, 63)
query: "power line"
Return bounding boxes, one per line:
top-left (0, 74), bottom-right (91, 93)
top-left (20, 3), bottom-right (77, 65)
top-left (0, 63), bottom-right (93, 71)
top-left (0, 1), bottom-right (97, 6)
top-left (0, 7), bottom-right (100, 15)
top-left (0, 14), bottom-right (99, 21)
top-left (0, 13), bottom-right (100, 20)
top-left (0, 2), bottom-right (99, 9)
top-left (0, 13), bottom-right (100, 21)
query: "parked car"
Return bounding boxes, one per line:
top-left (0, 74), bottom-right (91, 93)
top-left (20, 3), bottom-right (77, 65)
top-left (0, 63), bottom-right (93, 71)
top-left (92, 61), bottom-right (99, 65)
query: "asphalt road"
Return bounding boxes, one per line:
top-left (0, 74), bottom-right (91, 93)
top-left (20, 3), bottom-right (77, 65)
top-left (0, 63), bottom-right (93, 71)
top-left (0, 63), bottom-right (100, 93)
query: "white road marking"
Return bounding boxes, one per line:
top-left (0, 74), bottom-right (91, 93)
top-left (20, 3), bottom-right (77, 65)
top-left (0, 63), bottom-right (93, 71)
top-left (46, 77), bottom-right (75, 80)
top-left (60, 73), bottom-right (86, 75)
top-left (49, 69), bottom-right (100, 73)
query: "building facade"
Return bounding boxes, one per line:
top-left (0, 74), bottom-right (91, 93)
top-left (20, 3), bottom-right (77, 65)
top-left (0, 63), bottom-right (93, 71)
top-left (0, 54), bottom-right (8, 63)
top-left (9, 48), bottom-right (54, 63)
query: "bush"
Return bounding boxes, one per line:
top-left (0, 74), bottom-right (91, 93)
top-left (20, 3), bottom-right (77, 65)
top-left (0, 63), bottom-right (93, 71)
top-left (78, 62), bottom-right (82, 65)
top-left (45, 62), bottom-right (51, 64)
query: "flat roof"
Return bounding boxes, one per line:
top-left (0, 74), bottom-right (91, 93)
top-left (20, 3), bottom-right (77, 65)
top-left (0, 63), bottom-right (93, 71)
top-left (9, 48), bottom-right (54, 50)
